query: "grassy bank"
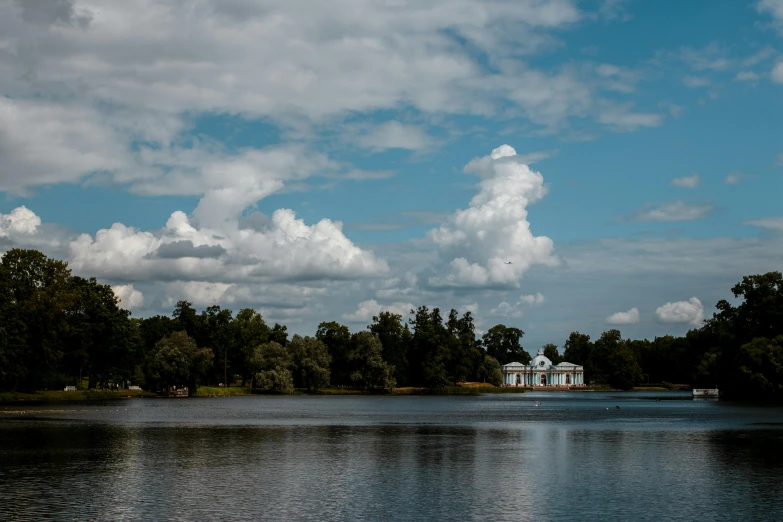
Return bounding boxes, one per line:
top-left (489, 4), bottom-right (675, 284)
top-left (0, 389), bottom-right (156, 402)
top-left (192, 386), bottom-right (253, 397)
top-left (429, 385), bottom-right (527, 395)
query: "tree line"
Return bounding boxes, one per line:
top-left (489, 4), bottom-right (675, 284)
top-left (0, 249), bottom-right (780, 401)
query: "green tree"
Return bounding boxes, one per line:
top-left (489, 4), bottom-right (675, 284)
top-left (735, 336), bottom-right (783, 400)
top-left (445, 309), bottom-right (483, 383)
top-left (542, 343), bottom-right (561, 365)
top-left (172, 300), bottom-right (199, 338)
top-left (563, 332), bottom-right (593, 382)
top-left (349, 331), bottom-right (395, 390)
top-left (369, 312), bottom-right (412, 386)
top-left (197, 305), bottom-right (234, 386)
top-left (477, 355), bottom-right (502, 386)
top-left (591, 330), bottom-right (642, 390)
top-left (234, 308), bottom-right (270, 386)
top-left (147, 331), bottom-right (214, 393)
top-left (253, 341), bottom-right (294, 393)
top-left (316, 321), bottom-right (352, 387)
top-left (704, 271), bottom-right (783, 398)
top-left (269, 323), bottom-right (289, 346)
top-left (288, 334), bottom-right (332, 392)
top-left (481, 325), bottom-right (529, 365)
top-left (408, 306), bottom-right (450, 387)
top-left (1, 249), bottom-right (77, 391)
top-left (68, 277), bottom-right (136, 389)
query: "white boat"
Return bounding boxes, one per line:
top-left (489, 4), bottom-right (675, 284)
top-left (692, 388), bottom-right (719, 398)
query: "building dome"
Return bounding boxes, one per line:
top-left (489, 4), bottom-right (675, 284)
top-left (530, 348), bottom-right (552, 369)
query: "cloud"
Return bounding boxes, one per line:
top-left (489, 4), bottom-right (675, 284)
top-left (0, 0), bottom-right (585, 128)
top-left (152, 240), bottom-right (227, 259)
top-left (744, 217), bottom-right (783, 232)
top-left (0, 98), bottom-right (138, 192)
top-left (0, 206), bottom-right (41, 237)
top-left (490, 292), bottom-right (545, 318)
top-left (734, 71), bottom-right (760, 83)
top-left (671, 175), bottom-right (700, 188)
top-left (112, 284), bottom-right (144, 311)
top-left (67, 208), bottom-right (389, 284)
top-left (342, 299), bottom-right (415, 323)
top-left (426, 145), bottom-right (558, 289)
top-left (355, 121), bottom-right (437, 152)
top-left (757, 0), bottom-right (783, 29)
top-left (682, 76), bottom-right (711, 88)
top-left (655, 297), bottom-right (704, 326)
top-left (632, 201), bottom-right (713, 222)
top-left (679, 44), bottom-right (732, 72)
top-left (724, 172), bottom-right (744, 184)
top-left (15, 0), bottom-right (92, 28)
top-left (598, 0), bottom-right (633, 22)
top-left (598, 108), bottom-right (662, 131)
top-left (772, 62), bottom-right (783, 84)
top-left (606, 307), bottom-right (639, 325)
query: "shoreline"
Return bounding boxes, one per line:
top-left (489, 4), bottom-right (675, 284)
top-left (1, 386), bottom-right (684, 403)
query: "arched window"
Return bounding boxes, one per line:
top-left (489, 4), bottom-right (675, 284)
top-left (516, 374), bottom-right (521, 385)
top-left (565, 374), bottom-right (571, 385)
top-left (540, 374), bottom-right (547, 386)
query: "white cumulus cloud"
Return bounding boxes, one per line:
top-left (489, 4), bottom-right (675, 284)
top-left (0, 206), bottom-right (41, 236)
top-left (490, 292), bottom-right (545, 318)
top-left (606, 307), bottom-right (639, 325)
top-left (68, 207), bottom-right (389, 284)
top-left (655, 297), bottom-right (704, 326)
top-left (427, 145), bottom-right (557, 289)
top-left (342, 299), bottom-right (415, 323)
top-left (112, 284), bottom-right (145, 311)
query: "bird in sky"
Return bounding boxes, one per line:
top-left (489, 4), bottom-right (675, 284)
top-left (504, 261), bottom-right (512, 264)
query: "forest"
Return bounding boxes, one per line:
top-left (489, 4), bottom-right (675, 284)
top-left (0, 248), bottom-right (780, 401)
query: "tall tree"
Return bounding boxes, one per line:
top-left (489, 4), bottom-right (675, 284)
top-left (316, 321), bottom-right (352, 387)
top-left (198, 305), bottom-right (234, 386)
top-left (146, 331), bottom-right (214, 393)
top-left (408, 306), bottom-right (450, 387)
top-left (172, 300), bottom-right (199, 338)
top-left (1, 249), bottom-right (76, 391)
top-left (349, 331), bottom-right (395, 390)
top-left (482, 325), bottom-right (529, 365)
top-left (477, 355), bottom-right (502, 386)
top-left (68, 276), bottom-right (135, 389)
top-left (288, 334), bottom-right (332, 392)
top-left (369, 312), bottom-right (411, 386)
top-left (563, 332), bottom-right (593, 382)
top-left (269, 323), bottom-right (289, 346)
top-left (542, 343), bottom-right (561, 365)
top-left (234, 309), bottom-right (270, 386)
top-left (253, 341), bottom-right (294, 394)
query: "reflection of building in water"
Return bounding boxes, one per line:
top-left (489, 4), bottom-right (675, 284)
top-left (501, 348), bottom-right (585, 387)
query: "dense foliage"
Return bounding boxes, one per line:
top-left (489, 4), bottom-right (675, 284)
top-left (0, 249), bottom-right (781, 400)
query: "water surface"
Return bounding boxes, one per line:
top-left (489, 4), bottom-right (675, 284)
top-left (2, 391), bottom-right (782, 521)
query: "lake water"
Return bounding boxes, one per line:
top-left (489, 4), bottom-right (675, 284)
top-left (1, 391), bottom-right (782, 521)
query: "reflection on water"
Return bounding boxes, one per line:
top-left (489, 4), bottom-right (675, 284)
top-left (1, 393), bottom-right (782, 521)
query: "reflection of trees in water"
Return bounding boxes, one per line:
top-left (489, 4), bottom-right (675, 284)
top-left (698, 429), bottom-right (783, 516)
top-left (708, 429), bottom-right (783, 482)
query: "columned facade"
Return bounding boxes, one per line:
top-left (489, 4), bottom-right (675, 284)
top-left (501, 349), bottom-right (585, 387)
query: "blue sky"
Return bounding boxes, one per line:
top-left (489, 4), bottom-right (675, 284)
top-left (0, 0), bottom-right (781, 354)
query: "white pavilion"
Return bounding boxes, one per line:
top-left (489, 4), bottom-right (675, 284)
top-left (501, 348), bottom-right (585, 387)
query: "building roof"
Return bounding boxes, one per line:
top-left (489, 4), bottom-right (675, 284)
top-left (555, 361), bottom-right (583, 368)
top-left (502, 361), bottom-right (526, 369)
